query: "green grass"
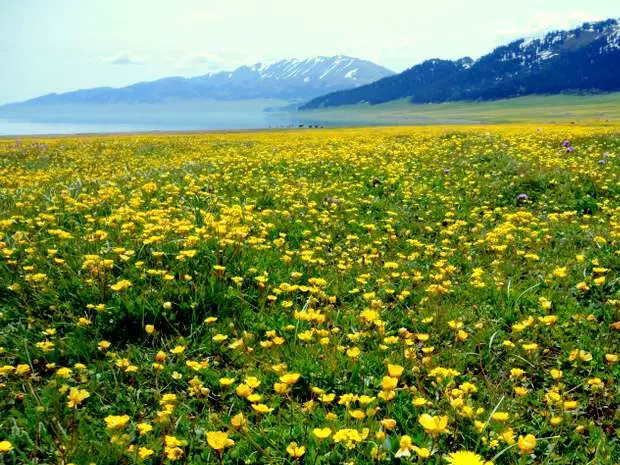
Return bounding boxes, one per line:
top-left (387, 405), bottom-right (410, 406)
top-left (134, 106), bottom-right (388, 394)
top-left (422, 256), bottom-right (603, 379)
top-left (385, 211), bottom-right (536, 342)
top-left (297, 93), bottom-right (620, 125)
top-left (0, 126), bottom-right (618, 464)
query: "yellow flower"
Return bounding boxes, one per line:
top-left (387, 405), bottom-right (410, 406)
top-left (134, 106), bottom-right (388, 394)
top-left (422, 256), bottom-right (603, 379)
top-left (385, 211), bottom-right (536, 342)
top-left (346, 347), bottom-right (361, 358)
top-left (236, 384), bottom-right (252, 398)
top-left (109, 279), bottom-right (132, 292)
top-left (0, 441), bottom-right (13, 453)
top-left (170, 345), bottom-right (186, 354)
top-left (550, 369), bottom-right (563, 379)
top-left (518, 434), bottom-right (536, 454)
top-left (563, 400), bottom-right (578, 410)
top-left (312, 427), bottom-right (332, 439)
top-left (138, 447), bottom-right (154, 459)
top-left (274, 382), bottom-right (290, 394)
top-left (381, 376), bottom-right (398, 391)
top-left (332, 428), bottom-right (369, 448)
top-left (360, 309), bottom-right (378, 323)
top-left (551, 267), bottom-right (567, 278)
top-left (230, 413), bottom-right (247, 430)
top-left (212, 334), bottom-right (228, 343)
top-left (412, 446), bottom-right (431, 459)
top-left (445, 450), bottom-right (490, 465)
top-left (349, 409), bottom-right (366, 419)
top-left (245, 376), bottom-right (261, 388)
top-left (514, 386), bottom-right (528, 397)
top-left (206, 431), bottom-right (235, 451)
top-left (66, 388), bottom-right (90, 408)
top-left (56, 367), bottom-right (73, 378)
top-left (286, 442), bottom-right (306, 458)
top-left (418, 414), bottom-right (449, 436)
top-left (251, 403), bottom-right (274, 414)
top-left (501, 428), bottom-right (515, 444)
top-left (395, 435), bottom-right (413, 457)
top-left (491, 411), bottom-right (509, 422)
top-left (145, 324), bottom-right (155, 334)
top-left (104, 415), bottom-right (130, 430)
top-left (15, 364), bottom-right (31, 376)
top-left (387, 364), bottom-right (404, 378)
top-left (380, 418), bottom-right (397, 430)
top-left (219, 377), bottom-right (236, 386)
top-left (164, 446), bottom-right (183, 460)
top-left (137, 422), bottom-right (153, 435)
top-left (279, 372), bottom-right (301, 385)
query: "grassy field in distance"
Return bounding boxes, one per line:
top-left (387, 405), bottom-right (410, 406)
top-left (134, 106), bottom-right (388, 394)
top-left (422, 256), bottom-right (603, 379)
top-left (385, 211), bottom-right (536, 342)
top-left (297, 93), bottom-right (620, 125)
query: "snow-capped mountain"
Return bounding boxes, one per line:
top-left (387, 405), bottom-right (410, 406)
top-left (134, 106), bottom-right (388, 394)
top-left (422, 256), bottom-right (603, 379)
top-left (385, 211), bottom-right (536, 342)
top-left (3, 56), bottom-right (393, 106)
top-left (302, 18), bottom-right (620, 109)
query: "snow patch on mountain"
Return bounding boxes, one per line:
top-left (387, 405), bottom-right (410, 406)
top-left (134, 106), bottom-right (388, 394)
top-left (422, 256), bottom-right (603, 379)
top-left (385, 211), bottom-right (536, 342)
top-left (5, 55), bottom-right (394, 106)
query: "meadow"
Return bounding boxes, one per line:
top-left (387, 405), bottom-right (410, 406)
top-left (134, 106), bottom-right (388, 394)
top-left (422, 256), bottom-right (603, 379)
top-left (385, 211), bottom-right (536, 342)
top-left (0, 125), bottom-right (618, 464)
top-left (297, 93), bottom-right (620, 126)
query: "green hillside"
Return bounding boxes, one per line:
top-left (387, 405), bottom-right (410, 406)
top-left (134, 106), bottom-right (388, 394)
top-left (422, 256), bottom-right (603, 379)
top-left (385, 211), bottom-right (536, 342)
top-left (297, 93), bottom-right (620, 125)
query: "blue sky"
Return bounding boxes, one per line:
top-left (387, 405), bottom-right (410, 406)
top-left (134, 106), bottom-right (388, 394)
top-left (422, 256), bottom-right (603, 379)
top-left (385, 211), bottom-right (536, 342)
top-left (0, 0), bottom-right (618, 104)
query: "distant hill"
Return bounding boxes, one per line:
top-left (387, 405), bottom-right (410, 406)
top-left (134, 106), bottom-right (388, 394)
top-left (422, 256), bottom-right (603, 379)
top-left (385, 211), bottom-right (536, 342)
top-left (1, 56), bottom-right (393, 108)
top-left (301, 18), bottom-right (620, 109)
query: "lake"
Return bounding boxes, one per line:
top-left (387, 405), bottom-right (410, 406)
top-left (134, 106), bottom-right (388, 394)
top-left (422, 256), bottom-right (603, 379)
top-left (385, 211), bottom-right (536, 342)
top-left (0, 100), bottom-right (321, 136)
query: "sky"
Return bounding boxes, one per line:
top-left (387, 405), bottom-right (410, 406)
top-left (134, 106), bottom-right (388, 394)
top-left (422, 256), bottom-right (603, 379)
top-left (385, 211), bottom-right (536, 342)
top-left (0, 0), bottom-right (618, 104)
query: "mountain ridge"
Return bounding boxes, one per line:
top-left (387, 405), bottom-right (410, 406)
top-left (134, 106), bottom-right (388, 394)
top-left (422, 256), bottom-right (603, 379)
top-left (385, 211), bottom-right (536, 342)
top-left (301, 18), bottom-right (620, 110)
top-left (2, 56), bottom-right (394, 107)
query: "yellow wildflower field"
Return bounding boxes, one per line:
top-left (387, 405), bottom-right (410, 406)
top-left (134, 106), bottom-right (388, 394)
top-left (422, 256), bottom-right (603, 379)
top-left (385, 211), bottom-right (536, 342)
top-left (0, 125), bottom-right (618, 464)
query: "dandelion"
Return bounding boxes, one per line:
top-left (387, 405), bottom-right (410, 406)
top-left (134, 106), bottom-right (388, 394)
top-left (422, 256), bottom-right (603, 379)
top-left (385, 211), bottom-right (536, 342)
top-left (445, 450), bottom-right (491, 465)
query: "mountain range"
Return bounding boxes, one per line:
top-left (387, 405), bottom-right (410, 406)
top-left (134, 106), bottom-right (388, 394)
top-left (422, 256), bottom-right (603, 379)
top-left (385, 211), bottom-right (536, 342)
top-left (301, 18), bottom-right (620, 109)
top-left (2, 56), bottom-right (394, 107)
top-left (3, 18), bottom-right (620, 115)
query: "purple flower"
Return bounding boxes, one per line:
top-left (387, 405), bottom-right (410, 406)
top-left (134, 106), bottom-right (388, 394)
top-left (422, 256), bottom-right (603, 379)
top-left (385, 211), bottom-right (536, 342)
top-left (561, 139), bottom-right (571, 148)
top-left (517, 193), bottom-right (529, 201)
top-left (566, 146), bottom-right (575, 153)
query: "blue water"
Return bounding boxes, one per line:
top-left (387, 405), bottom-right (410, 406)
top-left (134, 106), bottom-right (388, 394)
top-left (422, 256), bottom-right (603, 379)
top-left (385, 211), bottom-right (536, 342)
top-left (0, 119), bottom-right (170, 136)
top-left (0, 100), bottom-right (309, 136)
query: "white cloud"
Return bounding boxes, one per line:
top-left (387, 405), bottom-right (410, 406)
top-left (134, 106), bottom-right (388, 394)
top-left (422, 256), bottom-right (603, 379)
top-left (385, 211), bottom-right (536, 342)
top-left (496, 11), bottom-right (602, 38)
top-left (98, 52), bottom-right (145, 65)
